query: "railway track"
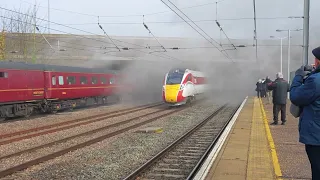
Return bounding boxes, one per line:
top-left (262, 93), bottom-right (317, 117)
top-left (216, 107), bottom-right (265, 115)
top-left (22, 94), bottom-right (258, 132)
top-left (0, 102), bottom-right (164, 146)
top-left (0, 102), bottom-right (194, 179)
top-left (123, 103), bottom-right (240, 180)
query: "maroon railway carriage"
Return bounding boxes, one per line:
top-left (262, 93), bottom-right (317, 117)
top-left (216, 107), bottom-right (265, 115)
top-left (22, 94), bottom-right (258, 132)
top-left (0, 61), bottom-right (121, 120)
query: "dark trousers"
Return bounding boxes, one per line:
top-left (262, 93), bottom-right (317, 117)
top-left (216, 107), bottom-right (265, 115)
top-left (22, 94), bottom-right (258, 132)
top-left (273, 104), bottom-right (286, 123)
top-left (257, 91), bottom-right (262, 97)
top-left (305, 145), bottom-right (320, 180)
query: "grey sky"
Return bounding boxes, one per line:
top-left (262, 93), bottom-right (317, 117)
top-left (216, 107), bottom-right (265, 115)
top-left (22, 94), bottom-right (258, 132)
top-left (2, 0), bottom-right (319, 40)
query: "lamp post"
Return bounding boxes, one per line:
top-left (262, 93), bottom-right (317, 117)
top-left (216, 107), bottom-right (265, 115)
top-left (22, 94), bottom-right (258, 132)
top-left (270, 36), bottom-right (287, 73)
top-left (276, 29), bottom-right (303, 82)
top-left (276, 28), bottom-right (302, 99)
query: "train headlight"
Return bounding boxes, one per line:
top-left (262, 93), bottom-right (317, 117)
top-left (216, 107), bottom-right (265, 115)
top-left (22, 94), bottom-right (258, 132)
top-left (180, 84), bottom-right (185, 90)
top-left (162, 86), bottom-right (165, 91)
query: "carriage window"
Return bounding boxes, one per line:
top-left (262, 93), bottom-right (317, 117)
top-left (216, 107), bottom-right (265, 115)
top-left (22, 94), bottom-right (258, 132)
top-left (52, 76), bottom-right (56, 85)
top-left (67, 76), bottom-right (76, 85)
top-left (110, 77), bottom-right (115, 84)
top-left (0, 72), bottom-right (8, 78)
top-left (58, 76), bottom-right (64, 85)
top-left (80, 76), bottom-right (87, 84)
top-left (91, 77), bottom-right (98, 84)
top-left (101, 77), bottom-right (107, 84)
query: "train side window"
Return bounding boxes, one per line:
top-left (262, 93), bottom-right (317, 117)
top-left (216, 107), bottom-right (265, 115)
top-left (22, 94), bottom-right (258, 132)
top-left (52, 76), bottom-right (56, 85)
top-left (110, 77), bottom-right (115, 84)
top-left (101, 77), bottom-right (107, 84)
top-left (58, 76), bottom-right (64, 85)
top-left (0, 72), bottom-right (8, 78)
top-left (80, 76), bottom-right (87, 85)
top-left (91, 77), bottom-right (98, 84)
top-left (67, 76), bottom-right (76, 85)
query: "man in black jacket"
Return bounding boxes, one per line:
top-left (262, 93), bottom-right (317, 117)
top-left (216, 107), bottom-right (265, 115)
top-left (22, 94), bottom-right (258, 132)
top-left (268, 72), bottom-right (290, 125)
top-left (265, 76), bottom-right (272, 103)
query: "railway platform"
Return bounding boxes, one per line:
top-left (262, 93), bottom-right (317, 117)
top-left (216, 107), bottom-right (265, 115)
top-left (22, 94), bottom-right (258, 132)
top-left (195, 97), bottom-right (311, 180)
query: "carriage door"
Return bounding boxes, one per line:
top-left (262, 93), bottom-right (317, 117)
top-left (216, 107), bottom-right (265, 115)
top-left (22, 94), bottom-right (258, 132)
top-left (45, 72), bottom-right (57, 98)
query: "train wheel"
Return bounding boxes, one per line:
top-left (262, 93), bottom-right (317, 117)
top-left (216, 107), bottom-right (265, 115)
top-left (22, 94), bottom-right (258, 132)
top-left (24, 107), bottom-right (33, 118)
top-left (49, 110), bottom-right (58, 114)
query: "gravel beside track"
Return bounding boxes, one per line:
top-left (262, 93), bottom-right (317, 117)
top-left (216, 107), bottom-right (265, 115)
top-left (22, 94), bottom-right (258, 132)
top-left (0, 102), bottom-right (163, 146)
top-left (127, 105), bottom-right (238, 179)
top-left (2, 101), bottom-right (223, 180)
top-left (0, 103), bottom-right (135, 135)
top-left (0, 105), bottom-right (167, 165)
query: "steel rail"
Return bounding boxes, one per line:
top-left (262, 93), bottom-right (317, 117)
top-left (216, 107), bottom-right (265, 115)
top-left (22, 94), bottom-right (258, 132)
top-left (123, 104), bottom-right (228, 180)
top-left (0, 102), bottom-right (163, 145)
top-left (186, 103), bottom-right (241, 179)
top-left (0, 105), bottom-right (188, 178)
top-left (0, 108), bottom-right (166, 161)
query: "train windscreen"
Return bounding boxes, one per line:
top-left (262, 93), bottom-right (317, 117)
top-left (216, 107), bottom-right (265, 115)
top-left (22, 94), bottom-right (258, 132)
top-left (166, 72), bottom-right (184, 85)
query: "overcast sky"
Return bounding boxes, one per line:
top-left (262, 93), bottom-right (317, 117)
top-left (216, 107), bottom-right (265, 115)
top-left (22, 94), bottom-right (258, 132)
top-left (1, 0), bottom-right (319, 40)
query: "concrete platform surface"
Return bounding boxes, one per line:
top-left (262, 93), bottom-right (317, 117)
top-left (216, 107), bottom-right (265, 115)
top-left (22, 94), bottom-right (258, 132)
top-left (262, 99), bottom-right (311, 180)
top-left (203, 97), bottom-right (312, 180)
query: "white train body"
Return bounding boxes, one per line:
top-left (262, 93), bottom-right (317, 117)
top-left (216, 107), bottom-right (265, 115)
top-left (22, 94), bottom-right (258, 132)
top-left (162, 68), bottom-right (207, 106)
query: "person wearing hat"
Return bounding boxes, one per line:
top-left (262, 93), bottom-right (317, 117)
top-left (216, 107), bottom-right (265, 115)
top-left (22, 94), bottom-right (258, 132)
top-left (290, 46), bottom-right (320, 180)
top-left (267, 72), bottom-right (290, 125)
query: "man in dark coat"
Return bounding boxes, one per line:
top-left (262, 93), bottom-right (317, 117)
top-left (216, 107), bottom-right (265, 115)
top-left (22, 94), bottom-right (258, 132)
top-left (261, 79), bottom-right (267, 97)
top-left (290, 46), bottom-right (320, 179)
top-left (256, 79), bottom-right (263, 97)
top-left (268, 72), bottom-right (290, 125)
top-left (265, 76), bottom-right (272, 103)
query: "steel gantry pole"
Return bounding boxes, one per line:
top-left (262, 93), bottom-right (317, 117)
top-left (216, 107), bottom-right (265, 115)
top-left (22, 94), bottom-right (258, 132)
top-left (303, 0), bottom-right (310, 65)
top-left (288, 29), bottom-right (291, 84)
top-left (280, 38), bottom-right (283, 73)
top-left (48, 0), bottom-right (50, 34)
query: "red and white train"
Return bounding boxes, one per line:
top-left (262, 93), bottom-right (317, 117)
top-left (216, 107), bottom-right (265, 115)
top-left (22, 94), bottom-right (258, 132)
top-left (162, 68), bottom-right (207, 106)
top-left (0, 61), bottom-right (130, 120)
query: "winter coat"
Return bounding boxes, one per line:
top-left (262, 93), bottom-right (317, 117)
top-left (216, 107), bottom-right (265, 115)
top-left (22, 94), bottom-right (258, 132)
top-left (268, 78), bottom-right (290, 104)
top-left (290, 66), bottom-right (320, 145)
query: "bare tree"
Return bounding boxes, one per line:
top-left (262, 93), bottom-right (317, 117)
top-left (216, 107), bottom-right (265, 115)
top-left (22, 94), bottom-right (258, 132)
top-left (0, 4), bottom-right (50, 63)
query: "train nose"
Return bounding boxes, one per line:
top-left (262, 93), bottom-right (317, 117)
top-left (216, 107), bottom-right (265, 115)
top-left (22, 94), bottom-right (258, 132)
top-left (164, 85), bottom-right (180, 103)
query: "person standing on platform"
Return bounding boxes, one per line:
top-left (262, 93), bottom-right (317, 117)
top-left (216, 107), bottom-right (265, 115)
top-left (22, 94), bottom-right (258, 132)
top-left (261, 79), bottom-right (267, 97)
top-left (290, 46), bottom-right (320, 180)
top-left (267, 72), bottom-right (290, 125)
top-left (265, 76), bottom-right (272, 103)
top-left (256, 79), bottom-right (263, 97)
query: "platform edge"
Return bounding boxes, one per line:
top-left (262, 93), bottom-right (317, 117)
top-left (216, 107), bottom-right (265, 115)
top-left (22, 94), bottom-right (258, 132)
top-left (192, 96), bottom-right (248, 180)
top-left (259, 98), bottom-right (283, 180)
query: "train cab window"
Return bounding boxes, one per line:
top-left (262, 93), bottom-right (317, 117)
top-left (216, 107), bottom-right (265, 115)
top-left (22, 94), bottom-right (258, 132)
top-left (187, 75), bottom-right (192, 81)
top-left (80, 76), bottom-right (87, 85)
top-left (58, 76), bottom-right (64, 85)
top-left (67, 76), bottom-right (76, 85)
top-left (110, 77), bottom-right (115, 84)
top-left (0, 72), bottom-right (8, 78)
top-left (101, 77), bottom-right (107, 84)
top-left (52, 76), bottom-right (56, 85)
top-left (91, 77), bottom-right (98, 84)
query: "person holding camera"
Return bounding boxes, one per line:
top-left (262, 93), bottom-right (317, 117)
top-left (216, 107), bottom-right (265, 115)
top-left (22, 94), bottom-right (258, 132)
top-left (290, 46), bottom-right (320, 180)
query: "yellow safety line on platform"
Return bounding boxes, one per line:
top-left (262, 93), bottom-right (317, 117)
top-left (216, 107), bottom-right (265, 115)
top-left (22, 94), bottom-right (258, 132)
top-left (259, 98), bottom-right (283, 180)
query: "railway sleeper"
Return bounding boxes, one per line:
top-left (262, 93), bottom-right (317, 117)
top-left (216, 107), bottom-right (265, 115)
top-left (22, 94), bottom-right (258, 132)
top-left (167, 155), bottom-right (201, 160)
top-left (162, 158), bottom-right (198, 164)
top-left (170, 151), bottom-right (204, 156)
top-left (152, 168), bottom-right (190, 173)
top-left (145, 173), bottom-right (186, 179)
top-left (158, 163), bottom-right (195, 168)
